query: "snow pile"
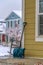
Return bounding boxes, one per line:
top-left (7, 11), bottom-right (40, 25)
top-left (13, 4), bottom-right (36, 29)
top-left (0, 45), bottom-right (10, 56)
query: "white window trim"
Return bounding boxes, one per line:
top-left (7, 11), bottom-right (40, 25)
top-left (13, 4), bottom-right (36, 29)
top-left (22, 0), bottom-right (25, 48)
top-left (35, 0), bottom-right (43, 42)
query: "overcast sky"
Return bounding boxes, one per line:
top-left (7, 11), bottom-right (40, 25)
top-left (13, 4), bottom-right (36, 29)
top-left (0, 0), bottom-right (22, 20)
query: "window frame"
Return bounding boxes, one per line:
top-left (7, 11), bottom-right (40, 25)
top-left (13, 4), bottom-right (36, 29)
top-left (8, 21), bottom-right (9, 28)
top-left (22, 0), bottom-right (25, 47)
top-left (11, 21), bottom-right (12, 27)
top-left (35, 0), bottom-right (43, 41)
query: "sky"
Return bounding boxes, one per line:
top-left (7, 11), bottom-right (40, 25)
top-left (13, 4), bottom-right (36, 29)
top-left (0, 0), bottom-right (22, 20)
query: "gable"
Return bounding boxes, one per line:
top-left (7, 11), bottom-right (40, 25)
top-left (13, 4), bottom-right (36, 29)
top-left (5, 12), bottom-right (20, 20)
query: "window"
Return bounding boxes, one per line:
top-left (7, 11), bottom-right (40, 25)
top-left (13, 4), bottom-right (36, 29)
top-left (8, 21), bottom-right (9, 28)
top-left (11, 21), bottom-right (12, 27)
top-left (39, 0), bottom-right (43, 13)
top-left (35, 0), bottom-right (43, 41)
top-left (6, 35), bottom-right (8, 43)
top-left (39, 15), bottom-right (43, 35)
top-left (18, 20), bottom-right (20, 24)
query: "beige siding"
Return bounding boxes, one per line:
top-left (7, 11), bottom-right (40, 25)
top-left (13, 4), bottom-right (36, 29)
top-left (24, 0), bottom-right (43, 57)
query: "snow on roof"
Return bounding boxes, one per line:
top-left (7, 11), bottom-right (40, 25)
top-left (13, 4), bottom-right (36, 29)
top-left (13, 10), bottom-right (22, 18)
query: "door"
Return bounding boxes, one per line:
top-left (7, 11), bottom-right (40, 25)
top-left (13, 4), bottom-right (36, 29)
top-left (2, 34), bottom-right (5, 42)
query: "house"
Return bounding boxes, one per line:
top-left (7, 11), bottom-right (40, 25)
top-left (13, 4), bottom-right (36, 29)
top-left (24, 0), bottom-right (43, 58)
top-left (5, 11), bottom-right (23, 45)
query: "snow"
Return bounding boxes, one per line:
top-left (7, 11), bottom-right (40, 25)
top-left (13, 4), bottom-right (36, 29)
top-left (0, 45), bottom-right (10, 56)
top-left (13, 10), bottom-right (22, 18)
top-left (0, 45), bottom-right (14, 59)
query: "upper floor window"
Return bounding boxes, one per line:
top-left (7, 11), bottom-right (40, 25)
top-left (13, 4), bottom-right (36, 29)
top-left (39, 0), bottom-right (43, 13)
top-left (35, 0), bottom-right (43, 41)
top-left (8, 21), bottom-right (9, 28)
top-left (11, 21), bottom-right (12, 27)
top-left (18, 20), bottom-right (20, 24)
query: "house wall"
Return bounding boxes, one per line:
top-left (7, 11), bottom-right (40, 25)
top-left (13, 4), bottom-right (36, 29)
top-left (24, 0), bottom-right (43, 57)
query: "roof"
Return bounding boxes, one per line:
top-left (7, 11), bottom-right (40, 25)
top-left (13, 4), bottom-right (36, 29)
top-left (0, 21), bottom-right (6, 23)
top-left (5, 11), bottom-right (20, 20)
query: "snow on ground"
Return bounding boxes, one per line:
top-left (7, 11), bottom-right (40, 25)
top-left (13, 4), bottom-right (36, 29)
top-left (0, 45), bottom-right (14, 57)
top-left (0, 45), bottom-right (10, 56)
